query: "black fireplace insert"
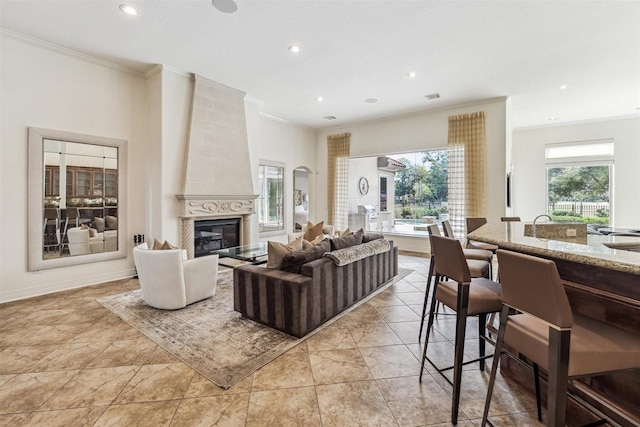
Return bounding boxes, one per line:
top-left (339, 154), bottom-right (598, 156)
top-left (194, 218), bottom-right (240, 258)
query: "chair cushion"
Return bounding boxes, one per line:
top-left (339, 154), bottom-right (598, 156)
top-left (435, 277), bottom-right (502, 316)
top-left (505, 313), bottom-right (640, 377)
top-left (462, 248), bottom-right (493, 261)
top-left (267, 236), bottom-right (304, 269)
top-left (281, 240), bottom-right (331, 273)
top-left (466, 259), bottom-right (490, 278)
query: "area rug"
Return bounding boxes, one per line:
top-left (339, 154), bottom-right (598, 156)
top-left (97, 267), bottom-right (412, 389)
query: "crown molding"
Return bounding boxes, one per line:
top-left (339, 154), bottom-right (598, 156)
top-left (1, 28), bottom-right (145, 77)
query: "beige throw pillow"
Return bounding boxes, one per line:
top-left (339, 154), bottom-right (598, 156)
top-left (152, 239), bottom-right (176, 250)
top-left (303, 221), bottom-right (324, 242)
top-left (267, 236), bottom-right (304, 268)
top-left (338, 227), bottom-right (352, 237)
top-left (302, 235), bottom-right (325, 249)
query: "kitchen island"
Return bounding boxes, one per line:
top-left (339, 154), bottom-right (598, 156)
top-left (468, 222), bottom-right (640, 426)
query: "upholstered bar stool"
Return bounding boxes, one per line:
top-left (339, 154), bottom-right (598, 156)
top-left (482, 250), bottom-right (640, 427)
top-left (442, 219), bottom-right (494, 279)
top-left (466, 217), bottom-right (499, 252)
top-left (420, 234), bottom-right (502, 425)
top-left (418, 224), bottom-right (492, 342)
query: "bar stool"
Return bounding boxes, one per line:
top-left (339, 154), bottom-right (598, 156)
top-left (442, 219), bottom-right (494, 279)
top-left (418, 224), bottom-right (492, 342)
top-left (466, 217), bottom-right (499, 253)
top-left (500, 216), bottom-right (521, 222)
top-left (482, 250), bottom-right (640, 427)
top-left (420, 234), bottom-right (502, 425)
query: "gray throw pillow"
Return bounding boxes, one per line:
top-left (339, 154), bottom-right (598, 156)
top-left (330, 229), bottom-right (363, 251)
top-left (281, 240), bottom-right (331, 274)
top-left (362, 232), bottom-right (384, 243)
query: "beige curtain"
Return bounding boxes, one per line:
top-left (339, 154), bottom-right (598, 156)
top-left (447, 111), bottom-right (486, 236)
top-left (327, 133), bottom-right (351, 230)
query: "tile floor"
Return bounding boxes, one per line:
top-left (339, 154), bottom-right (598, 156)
top-left (0, 254), bottom-right (545, 426)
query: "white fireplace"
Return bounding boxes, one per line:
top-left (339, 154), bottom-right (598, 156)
top-left (176, 75), bottom-right (258, 258)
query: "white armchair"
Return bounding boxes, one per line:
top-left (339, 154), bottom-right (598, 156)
top-left (133, 243), bottom-right (219, 310)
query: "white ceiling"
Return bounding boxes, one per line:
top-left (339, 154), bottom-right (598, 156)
top-left (2, 0), bottom-right (639, 129)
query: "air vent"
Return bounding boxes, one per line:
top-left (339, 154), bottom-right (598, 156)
top-left (425, 93), bottom-right (440, 100)
top-left (323, 115), bottom-right (337, 120)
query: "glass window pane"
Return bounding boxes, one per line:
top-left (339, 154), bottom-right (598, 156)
top-left (546, 165), bottom-right (610, 225)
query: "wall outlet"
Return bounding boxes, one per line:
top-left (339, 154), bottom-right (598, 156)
top-left (566, 228), bottom-right (577, 237)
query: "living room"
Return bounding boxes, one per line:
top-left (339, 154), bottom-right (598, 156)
top-left (2, 2), bottom-right (640, 425)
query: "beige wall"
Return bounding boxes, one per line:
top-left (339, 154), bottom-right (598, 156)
top-left (512, 116), bottom-right (640, 226)
top-left (0, 35), bottom-right (317, 301)
top-left (0, 34), bottom-right (147, 301)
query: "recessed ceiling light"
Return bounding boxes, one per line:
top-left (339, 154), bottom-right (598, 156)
top-left (559, 85), bottom-right (568, 90)
top-left (406, 71), bottom-right (416, 78)
top-left (212, 0), bottom-right (238, 13)
top-left (425, 93), bottom-right (440, 100)
top-left (365, 98), bottom-right (378, 103)
top-left (323, 115), bottom-right (336, 120)
top-left (316, 97), bottom-right (323, 102)
top-left (288, 45), bottom-right (300, 53)
top-left (549, 116), bottom-right (558, 121)
top-left (119, 4), bottom-right (138, 16)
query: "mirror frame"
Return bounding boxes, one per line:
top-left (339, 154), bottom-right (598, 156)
top-left (28, 127), bottom-right (128, 271)
top-left (258, 160), bottom-right (286, 237)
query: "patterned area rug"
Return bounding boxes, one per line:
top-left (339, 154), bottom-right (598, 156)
top-left (98, 267), bottom-right (412, 389)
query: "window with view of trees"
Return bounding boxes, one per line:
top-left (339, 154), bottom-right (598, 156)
top-left (394, 150), bottom-right (448, 224)
top-left (545, 140), bottom-right (613, 226)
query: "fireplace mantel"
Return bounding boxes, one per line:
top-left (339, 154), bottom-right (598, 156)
top-left (176, 194), bottom-right (258, 219)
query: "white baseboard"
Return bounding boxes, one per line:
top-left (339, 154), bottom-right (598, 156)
top-left (0, 268), bottom-right (137, 303)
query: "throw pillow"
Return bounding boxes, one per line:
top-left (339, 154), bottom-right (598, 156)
top-left (362, 232), bottom-right (384, 243)
top-left (152, 239), bottom-right (177, 250)
top-left (281, 240), bottom-right (331, 274)
top-left (88, 228), bottom-right (98, 238)
top-left (337, 227), bottom-right (352, 237)
top-left (330, 229), bottom-right (364, 251)
top-left (302, 235), bottom-right (325, 249)
top-left (267, 236), bottom-right (304, 269)
top-left (303, 221), bottom-right (324, 241)
top-left (94, 217), bottom-right (105, 232)
top-left (106, 215), bottom-right (118, 230)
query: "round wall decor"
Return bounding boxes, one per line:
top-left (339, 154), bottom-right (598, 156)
top-left (358, 177), bottom-right (369, 195)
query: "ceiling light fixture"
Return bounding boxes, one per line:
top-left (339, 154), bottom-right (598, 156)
top-left (559, 85), bottom-right (568, 90)
top-left (549, 116), bottom-right (558, 121)
top-left (119, 4), bottom-right (138, 16)
top-left (365, 98), bottom-right (378, 104)
top-left (323, 115), bottom-right (336, 120)
top-left (288, 45), bottom-right (300, 53)
top-left (212, 0), bottom-right (238, 13)
top-left (316, 97), bottom-right (323, 102)
top-left (406, 71), bottom-right (416, 78)
top-left (425, 93), bottom-right (440, 100)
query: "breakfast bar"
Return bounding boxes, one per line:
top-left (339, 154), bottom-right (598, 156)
top-left (468, 222), bottom-right (640, 426)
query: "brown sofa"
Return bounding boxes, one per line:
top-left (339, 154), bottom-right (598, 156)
top-left (233, 240), bottom-right (398, 338)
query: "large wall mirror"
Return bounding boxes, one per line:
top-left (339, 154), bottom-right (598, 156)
top-left (258, 161), bottom-right (285, 235)
top-left (28, 128), bottom-right (127, 271)
top-left (293, 167), bottom-right (311, 231)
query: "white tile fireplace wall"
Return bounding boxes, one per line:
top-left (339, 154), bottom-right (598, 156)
top-left (176, 75), bottom-right (258, 258)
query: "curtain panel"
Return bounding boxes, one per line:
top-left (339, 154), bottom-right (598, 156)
top-left (327, 133), bottom-right (351, 230)
top-left (447, 111), bottom-right (486, 236)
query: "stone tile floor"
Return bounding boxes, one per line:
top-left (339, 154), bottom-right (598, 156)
top-left (0, 255), bottom-right (544, 426)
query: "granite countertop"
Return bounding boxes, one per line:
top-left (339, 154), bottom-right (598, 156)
top-left (468, 222), bottom-right (640, 275)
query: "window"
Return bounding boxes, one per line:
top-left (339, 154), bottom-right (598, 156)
top-left (545, 140), bottom-right (613, 226)
top-left (258, 162), bottom-right (285, 234)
